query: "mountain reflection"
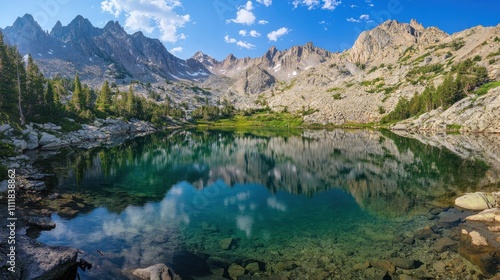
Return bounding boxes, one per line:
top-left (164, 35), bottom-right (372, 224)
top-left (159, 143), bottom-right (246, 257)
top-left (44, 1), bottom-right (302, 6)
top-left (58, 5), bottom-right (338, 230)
top-left (43, 128), bottom-right (496, 217)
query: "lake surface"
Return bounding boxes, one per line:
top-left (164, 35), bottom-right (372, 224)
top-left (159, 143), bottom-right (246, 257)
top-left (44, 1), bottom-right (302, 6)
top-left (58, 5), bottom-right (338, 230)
top-left (35, 129), bottom-right (498, 279)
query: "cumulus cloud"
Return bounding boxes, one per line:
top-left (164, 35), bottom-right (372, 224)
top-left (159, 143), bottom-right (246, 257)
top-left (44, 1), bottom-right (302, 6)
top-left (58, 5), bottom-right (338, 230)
top-left (292, 0), bottom-right (340, 10)
top-left (170, 47), bottom-right (183, 54)
top-left (258, 20), bottom-right (269, 25)
top-left (227, 1), bottom-right (256, 25)
top-left (256, 0), bottom-right (272, 6)
top-left (322, 0), bottom-right (341, 10)
top-left (100, 0), bottom-right (189, 43)
top-left (267, 27), bottom-right (290, 42)
top-left (249, 30), bottom-right (261, 37)
top-left (347, 14), bottom-right (371, 23)
top-left (239, 29), bottom-right (261, 37)
top-left (224, 35), bottom-right (255, 49)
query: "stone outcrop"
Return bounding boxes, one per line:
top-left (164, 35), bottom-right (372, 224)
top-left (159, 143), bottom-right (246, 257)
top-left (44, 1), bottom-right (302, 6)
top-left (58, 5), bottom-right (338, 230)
top-left (0, 118), bottom-right (156, 153)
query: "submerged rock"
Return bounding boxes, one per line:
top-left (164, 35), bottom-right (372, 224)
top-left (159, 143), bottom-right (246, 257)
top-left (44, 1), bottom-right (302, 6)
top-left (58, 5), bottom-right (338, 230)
top-left (432, 237), bottom-right (458, 253)
top-left (219, 238), bottom-right (234, 250)
top-left (131, 263), bottom-right (180, 280)
top-left (459, 228), bottom-right (500, 277)
top-left (227, 263), bottom-right (246, 279)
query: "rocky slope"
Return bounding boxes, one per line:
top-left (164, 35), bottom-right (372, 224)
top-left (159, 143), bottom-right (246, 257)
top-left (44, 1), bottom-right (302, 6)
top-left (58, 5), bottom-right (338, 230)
top-left (393, 86), bottom-right (500, 133)
top-left (250, 20), bottom-right (500, 126)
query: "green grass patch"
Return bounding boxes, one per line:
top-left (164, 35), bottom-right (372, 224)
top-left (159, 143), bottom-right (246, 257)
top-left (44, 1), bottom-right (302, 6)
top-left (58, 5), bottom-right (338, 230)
top-left (475, 81), bottom-right (500, 96)
top-left (446, 124), bottom-right (462, 131)
top-left (198, 111), bottom-right (303, 128)
top-left (332, 93), bottom-right (343, 100)
top-left (326, 87), bottom-right (342, 92)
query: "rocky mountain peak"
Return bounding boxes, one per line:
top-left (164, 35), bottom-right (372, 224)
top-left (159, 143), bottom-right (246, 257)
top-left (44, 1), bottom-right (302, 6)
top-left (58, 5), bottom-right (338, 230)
top-left (3, 13), bottom-right (53, 55)
top-left (349, 19), bottom-right (448, 64)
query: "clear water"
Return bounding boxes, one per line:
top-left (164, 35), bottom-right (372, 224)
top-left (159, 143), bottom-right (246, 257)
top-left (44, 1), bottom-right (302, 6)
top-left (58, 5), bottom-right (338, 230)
top-left (36, 129), bottom-right (494, 279)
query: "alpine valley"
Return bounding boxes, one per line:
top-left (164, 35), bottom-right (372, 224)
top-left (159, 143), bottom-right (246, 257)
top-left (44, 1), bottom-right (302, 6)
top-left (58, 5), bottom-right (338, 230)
top-left (2, 14), bottom-right (500, 131)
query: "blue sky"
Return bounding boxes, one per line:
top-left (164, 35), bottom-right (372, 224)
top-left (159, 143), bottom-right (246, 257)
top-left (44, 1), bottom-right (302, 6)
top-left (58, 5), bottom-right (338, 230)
top-left (1, 1), bottom-right (500, 60)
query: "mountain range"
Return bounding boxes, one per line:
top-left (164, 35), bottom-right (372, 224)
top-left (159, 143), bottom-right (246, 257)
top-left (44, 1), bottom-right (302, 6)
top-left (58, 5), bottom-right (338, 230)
top-left (2, 14), bottom-right (500, 128)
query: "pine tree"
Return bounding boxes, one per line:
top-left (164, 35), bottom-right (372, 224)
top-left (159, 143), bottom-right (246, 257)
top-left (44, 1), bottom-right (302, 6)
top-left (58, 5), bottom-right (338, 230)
top-left (44, 80), bottom-right (55, 117)
top-left (126, 84), bottom-right (137, 117)
top-left (25, 54), bottom-right (45, 119)
top-left (96, 80), bottom-right (112, 112)
top-left (71, 73), bottom-right (84, 111)
top-left (0, 32), bottom-right (19, 122)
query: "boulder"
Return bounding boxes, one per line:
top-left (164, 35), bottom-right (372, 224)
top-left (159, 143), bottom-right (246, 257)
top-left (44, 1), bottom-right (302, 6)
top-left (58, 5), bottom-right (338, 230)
top-left (466, 208), bottom-right (499, 223)
top-left (17, 237), bottom-right (78, 280)
top-left (459, 228), bottom-right (500, 277)
top-left (227, 264), bottom-right (246, 280)
top-left (39, 133), bottom-right (60, 146)
top-left (26, 132), bottom-right (39, 149)
top-left (388, 258), bottom-right (417, 269)
top-left (431, 237), bottom-right (458, 253)
top-left (13, 139), bottom-right (28, 151)
top-left (131, 263), bottom-right (179, 280)
top-left (455, 193), bottom-right (495, 210)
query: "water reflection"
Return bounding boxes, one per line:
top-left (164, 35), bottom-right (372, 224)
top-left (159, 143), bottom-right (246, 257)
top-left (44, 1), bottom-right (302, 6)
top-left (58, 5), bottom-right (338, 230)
top-left (39, 129), bottom-right (494, 217)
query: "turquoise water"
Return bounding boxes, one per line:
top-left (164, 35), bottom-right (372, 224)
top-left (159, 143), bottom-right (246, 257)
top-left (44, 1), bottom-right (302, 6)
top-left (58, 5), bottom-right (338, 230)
top-left (36, 129), bottom-right (493, 279)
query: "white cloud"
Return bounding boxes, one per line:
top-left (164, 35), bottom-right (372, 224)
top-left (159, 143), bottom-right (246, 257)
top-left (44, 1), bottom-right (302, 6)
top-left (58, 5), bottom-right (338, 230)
top-left (224, 35), bottom-right (255, 49)
top-left (322, 0), bottom-right (341, 10)
top-left (258, 20), bottom-right (269, 25)
top-left (267, 27), bottom-right (290, 42)
top-left (347, 14), bottom-right (371, 23)
top-left (227, 1), bottom-right (256, 25)
top-left (239, 30), bottom-right (247, 36)
top-left (350, 4), bottom-right (357, 8)
top-left (256, 0), bottom-right (272, 6)
top-left (100, 0), bottom-right (189, 43)
top-left (224, 35), bottom-right (237, 43)
top-left (292, 0), bottom-right (340, 10)
top-left (237, 41), bottom-right (255, 49)
top-left (170, 47), bottom-right (182, 54)
top-left (249, 30), bottom-right (261, 37)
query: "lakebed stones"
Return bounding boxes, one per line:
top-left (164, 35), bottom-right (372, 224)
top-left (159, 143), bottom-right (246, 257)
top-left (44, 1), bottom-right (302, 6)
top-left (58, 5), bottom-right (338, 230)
top-left (227, 263), bottom-right (246, 279)
top-left (455, 192), bottom-right (496, 210)
top-left (131, 263), bottom-right (180, 280)
top-left (219, 238), bottom-right (235, 250)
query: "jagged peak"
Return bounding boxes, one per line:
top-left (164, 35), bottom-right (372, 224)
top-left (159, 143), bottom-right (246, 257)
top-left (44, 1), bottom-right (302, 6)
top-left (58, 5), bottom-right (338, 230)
top-left (224, 53), bottom-right (237, 61)
top-left (69, 15), bottom-right (93, 28)
top-left (12, 14), bottom-right (43, 30)
top-left (53, 20), bottom-right (62, 29)
top-left (409, 19), bottom-right (424, 31)
top-left (104, 20), bottom-right (122, 30)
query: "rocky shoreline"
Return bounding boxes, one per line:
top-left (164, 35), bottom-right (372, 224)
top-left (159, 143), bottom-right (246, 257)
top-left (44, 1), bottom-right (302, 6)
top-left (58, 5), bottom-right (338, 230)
top-left (0, 118), bottom-right (161, 280)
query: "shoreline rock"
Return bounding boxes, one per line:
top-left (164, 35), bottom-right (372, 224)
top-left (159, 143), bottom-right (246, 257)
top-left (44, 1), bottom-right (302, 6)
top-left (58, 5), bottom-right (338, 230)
top-left (455, 192), bottom-right (500, 277)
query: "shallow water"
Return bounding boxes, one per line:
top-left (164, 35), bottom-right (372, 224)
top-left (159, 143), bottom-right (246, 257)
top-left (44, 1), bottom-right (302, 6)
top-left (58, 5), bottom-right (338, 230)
top-left (36, 129), bottom-right (497, 279)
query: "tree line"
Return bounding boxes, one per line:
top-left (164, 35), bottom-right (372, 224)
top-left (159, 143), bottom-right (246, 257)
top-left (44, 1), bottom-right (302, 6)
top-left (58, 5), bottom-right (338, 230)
top-left (381, 59), bottom-right (489, 123)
